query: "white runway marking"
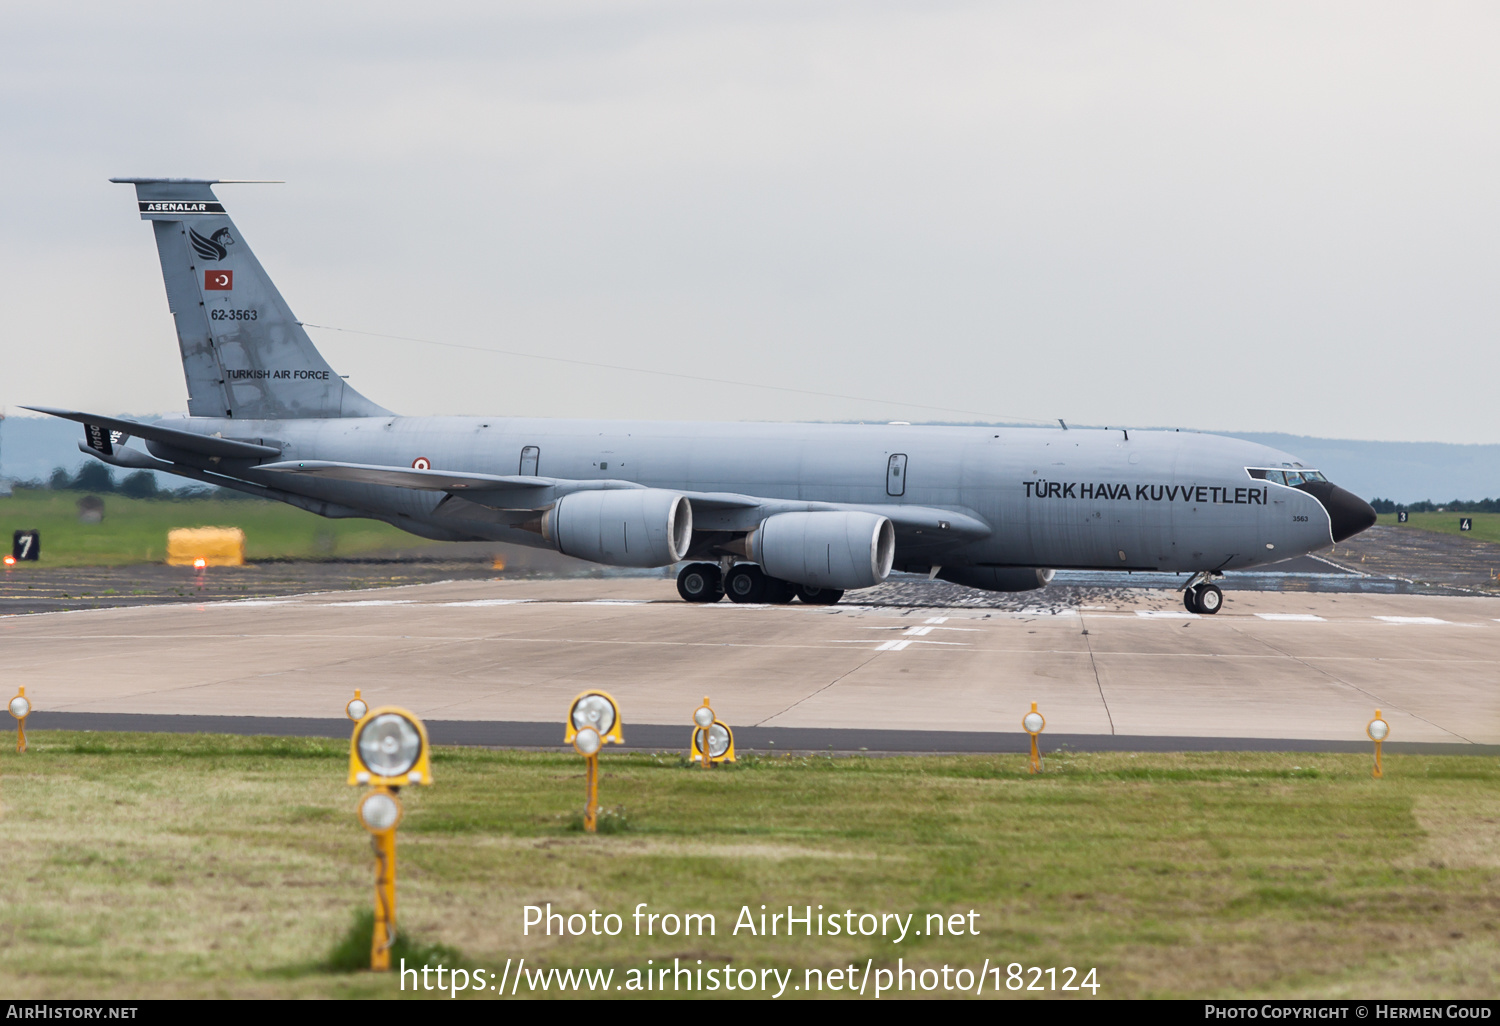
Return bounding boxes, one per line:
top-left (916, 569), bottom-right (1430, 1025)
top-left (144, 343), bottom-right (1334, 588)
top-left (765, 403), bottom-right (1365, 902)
top-left (1136, 610), bottom-right (1199, 619)
top-left (439, 599), bottom-right (536, 607)
top-left (870, 638), bottom-right (971, 650)
top-left (325, 600), bottom-right (416, 606)
top-left (1374, 616), bottom-right (1449, 625)
top-left (924, 616), bottom-right (949, 624)
top-left (1255, 613), bottom-right (1327, 622)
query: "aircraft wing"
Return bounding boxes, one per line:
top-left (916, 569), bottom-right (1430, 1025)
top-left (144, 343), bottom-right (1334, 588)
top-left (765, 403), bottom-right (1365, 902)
top-left (257, 459), bottom-right (563, 492)
top-left (258, 460), bottom-right (651, 507)
top-left (25, 406), bottom-right (282, 460)
top-left (678, 491), bottom-right (992, 541)
top-left (260, 460), bottom-right (990, 541)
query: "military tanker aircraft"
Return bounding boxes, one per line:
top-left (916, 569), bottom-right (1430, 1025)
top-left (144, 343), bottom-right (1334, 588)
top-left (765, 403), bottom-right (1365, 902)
top-left (29, 179), bottom-right (1376, 613)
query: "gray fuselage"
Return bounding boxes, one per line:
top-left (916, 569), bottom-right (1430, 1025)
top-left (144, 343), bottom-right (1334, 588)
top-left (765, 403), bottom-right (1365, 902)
top-left (156, 415), bottom-right (1351, 575)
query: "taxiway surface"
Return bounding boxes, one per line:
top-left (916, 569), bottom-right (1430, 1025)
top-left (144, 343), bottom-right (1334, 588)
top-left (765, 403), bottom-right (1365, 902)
top-left (6, 578), bottom-right (1498, 750)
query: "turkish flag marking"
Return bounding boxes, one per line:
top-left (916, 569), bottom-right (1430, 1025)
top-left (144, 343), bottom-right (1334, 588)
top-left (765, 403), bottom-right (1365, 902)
top-left (204, 270), bottom-right (233, 290)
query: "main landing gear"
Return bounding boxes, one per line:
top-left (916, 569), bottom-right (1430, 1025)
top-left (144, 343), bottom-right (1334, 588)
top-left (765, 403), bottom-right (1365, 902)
top-left (676, 562), bottom-right (723, 602)
top-left (1182, 572), bottom-right (1224, 615)
top-left (676, 562), bottom-right (841, 605)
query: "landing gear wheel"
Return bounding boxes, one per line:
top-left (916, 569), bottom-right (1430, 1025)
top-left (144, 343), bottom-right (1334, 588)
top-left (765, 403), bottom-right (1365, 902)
top-left (677, 562), bottom-right (723, 603)
top-left (1194, 583), bottom-right (1223, 615)
top-left (725, 564), bottom-right (767, 603)
top-left (795, 584), bottom-right (844, 606)
top-left (1183, 587), bottom-right (1201, 614)
top-left (763, 576), bottom-right (796, 604)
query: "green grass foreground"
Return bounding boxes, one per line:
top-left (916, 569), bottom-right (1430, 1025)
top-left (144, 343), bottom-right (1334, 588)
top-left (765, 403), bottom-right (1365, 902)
top-left (1377, 511), bottom-right (1500, 546)
top-left (0, 732), bottom-right (1496, 999)
top-left (0, 489), bottom-right (432, 565)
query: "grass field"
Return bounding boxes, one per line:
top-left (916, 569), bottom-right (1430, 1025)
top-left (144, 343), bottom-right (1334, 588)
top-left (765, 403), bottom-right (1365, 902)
top-left (1, 732), bottom-right (1496, 999)
top-left (1378, 511), bottom-right (1500, 545)
top-left (0, 489), bottom-right (436, 565)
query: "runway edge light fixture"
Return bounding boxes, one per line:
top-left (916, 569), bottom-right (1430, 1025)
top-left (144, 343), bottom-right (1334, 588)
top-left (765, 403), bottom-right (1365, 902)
top-left (566, 690), bottom-right (623, 748)
top-left (566, 691), bottom-right (623, 833)
top-left (9, 686), bottom-right (30, 754)
top-left (689, 696), bottom-right (735, 768)
top-left (1366, 709), bottom-right (1390, 779)
top-left (1023, 701), bottom-right (1046, 775)
top-left (348, 706), bottom-right (433, 788)
top-left (346, 689), bottom-right (368, 723)
top-left (347, 705), bottom-right (433, 972)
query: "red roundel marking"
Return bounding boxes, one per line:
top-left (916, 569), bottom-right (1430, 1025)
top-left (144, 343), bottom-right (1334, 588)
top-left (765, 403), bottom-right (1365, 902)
top-left (412, 457), bottom-right (431, 470)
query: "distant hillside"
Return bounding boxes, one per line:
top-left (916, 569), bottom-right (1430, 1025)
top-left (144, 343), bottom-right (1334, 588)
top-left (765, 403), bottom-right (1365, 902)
top-left (1, 415), bottom-right (1492, 505)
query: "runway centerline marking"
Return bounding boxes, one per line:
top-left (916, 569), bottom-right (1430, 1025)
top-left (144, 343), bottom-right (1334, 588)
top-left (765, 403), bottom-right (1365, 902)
top-left (1374, 616), bottom-right (1450, 625)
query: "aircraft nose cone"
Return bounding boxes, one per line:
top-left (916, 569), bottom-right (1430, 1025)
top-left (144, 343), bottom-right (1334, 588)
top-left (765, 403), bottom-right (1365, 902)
top-left (1324, 485), bottom-right (1377, 542)
top-left (1293, 480), bottom-right (1377, 542)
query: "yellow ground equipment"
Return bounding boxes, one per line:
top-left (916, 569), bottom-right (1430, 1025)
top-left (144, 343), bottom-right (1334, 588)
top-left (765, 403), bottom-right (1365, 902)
top-left (166, 527), bottom-right (245, 567)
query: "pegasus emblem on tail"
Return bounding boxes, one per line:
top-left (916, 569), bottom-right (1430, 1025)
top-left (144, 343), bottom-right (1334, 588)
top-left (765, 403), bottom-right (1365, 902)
top-left (189, 226), bottom-right (235, 261)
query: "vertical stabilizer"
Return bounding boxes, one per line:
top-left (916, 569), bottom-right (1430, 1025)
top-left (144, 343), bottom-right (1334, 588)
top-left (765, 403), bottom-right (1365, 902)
top-left (113, 178), bottom-right (390, 419)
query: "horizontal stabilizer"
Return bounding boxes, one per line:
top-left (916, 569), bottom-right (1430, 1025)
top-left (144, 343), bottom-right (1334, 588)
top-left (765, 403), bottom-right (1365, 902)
top-left (76, 440), bottom-right (171, 470)
top-left (26, 407), bottom-right (281, 459)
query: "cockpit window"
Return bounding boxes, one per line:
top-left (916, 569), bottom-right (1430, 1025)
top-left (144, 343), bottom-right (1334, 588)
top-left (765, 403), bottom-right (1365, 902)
top-left (1247, 467), bottom-right (1325, 485)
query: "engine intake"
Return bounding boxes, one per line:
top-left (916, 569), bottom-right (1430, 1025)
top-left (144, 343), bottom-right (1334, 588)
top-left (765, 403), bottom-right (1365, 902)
top-left (544, 489), bottom-right (692, 568)
top-left (748, 511), bottom-right (895, 590)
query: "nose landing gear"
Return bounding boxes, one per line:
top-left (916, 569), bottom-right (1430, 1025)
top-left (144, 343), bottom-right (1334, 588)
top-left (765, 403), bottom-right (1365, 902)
top-left (1182, 572), bottom-right (1225, 614)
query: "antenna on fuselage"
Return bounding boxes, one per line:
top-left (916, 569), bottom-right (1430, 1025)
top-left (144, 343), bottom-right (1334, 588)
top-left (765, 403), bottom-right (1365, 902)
top-left (1058, 419), bottom-right (1068, 430)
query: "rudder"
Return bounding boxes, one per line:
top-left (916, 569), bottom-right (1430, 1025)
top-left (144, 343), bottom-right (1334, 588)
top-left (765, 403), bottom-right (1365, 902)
top-left (114, 178), bottom-right (389, 420)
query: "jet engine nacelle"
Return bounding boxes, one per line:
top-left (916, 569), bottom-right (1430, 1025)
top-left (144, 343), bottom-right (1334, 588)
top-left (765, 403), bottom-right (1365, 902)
top-left (937, 567), bottom-right (1054, 593)
top-left (748, 511), bottom-right (895, 590)
top-left (544, 489), bottom-right (692, 568)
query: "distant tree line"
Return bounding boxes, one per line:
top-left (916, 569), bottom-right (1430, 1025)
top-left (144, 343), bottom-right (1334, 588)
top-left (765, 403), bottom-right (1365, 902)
top-left (42, 464), bottom-right (256, 501)
top-left (1370, 497), bottom-right (1500, 514)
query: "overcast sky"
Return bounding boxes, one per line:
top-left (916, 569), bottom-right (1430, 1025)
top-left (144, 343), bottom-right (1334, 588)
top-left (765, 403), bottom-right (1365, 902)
top-left (2, 1), bottom-right (1497, 442)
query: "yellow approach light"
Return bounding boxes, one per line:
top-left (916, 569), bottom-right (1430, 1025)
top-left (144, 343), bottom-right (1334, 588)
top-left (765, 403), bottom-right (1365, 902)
top-left (689, 696), bottom-right (735, 767)
top-left (358, 788), bottom-right (403, 834)
top-left (1022, 701), bottom-right (1046, 775)
top-left (1366, 709), bottom-right (1390, 779)
top-left (565, 690), bottom-right (623, 747)
top-left (9, 687), bottom-right (31, 754)
top-left (348, 707), bottom-right (433, 787)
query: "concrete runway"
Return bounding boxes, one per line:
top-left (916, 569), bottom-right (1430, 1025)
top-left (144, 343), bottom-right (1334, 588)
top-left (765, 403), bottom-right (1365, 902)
top-left (6, 577), bottom-right (1499, 751)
